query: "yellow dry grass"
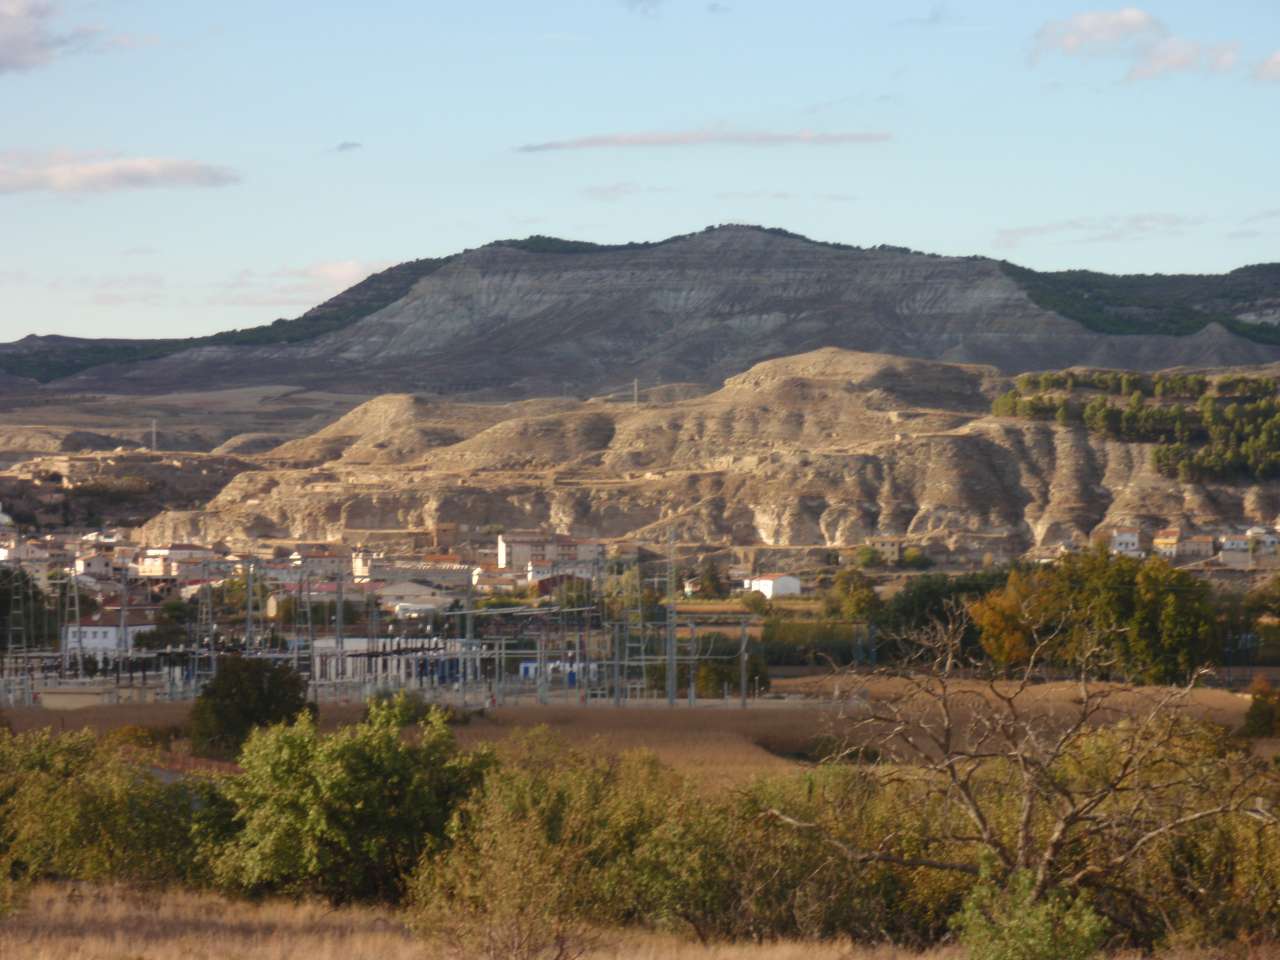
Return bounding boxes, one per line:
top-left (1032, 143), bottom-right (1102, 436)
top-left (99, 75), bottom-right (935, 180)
top-left (0, 884), bottom-right (951, 960)
top-left (454, 703), bottom-right (832, 786)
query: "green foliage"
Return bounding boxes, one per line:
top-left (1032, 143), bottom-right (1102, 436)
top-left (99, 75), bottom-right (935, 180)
top-left (0, 728), bottom-right (201, 889)
top-left (852, 545), bottom-right (885, 567)
top-left (969, 546), bottom-right (1221, 683)
top-left (953, 868), bottom-right (1108, 960)
top-left (760, 619), bottom-right (869, 666)
top-left (899, 546), bottom-right (932, 569)
top-left (992, 370), bottom-right (1280, 482)
top-left (696, 556), bottom-right (727, 598)
top-left (210, 697), bottom-right (491, 903)
top-left (882, 569), bottom-right (1011, 634)
top-left (823, 567), bottom-right (882, 621)
top-left (189, 657), bottom-right (310, 760)
top-left (1241, 679), bottom-right (1280, 737)
top-left (1002, 260), bottom-right (1280, 344)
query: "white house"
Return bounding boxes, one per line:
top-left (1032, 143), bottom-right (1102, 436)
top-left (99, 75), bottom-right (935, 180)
top-left (1221, 533), bottom-right (1250, 554)
top-left (743, 574), bottom-right (802, 599)
top-left (1247, 526), bottom-right (1279, 549)
top-left (74, 551), bottom-right (116, 579)
top-left (62, 608), bottom-right (161, 654)
top-left (497, 531), bottom-right (605, 571)
top-left (290, 546), bottom-right (351, 577)
top-left (1109, 527), bottom-right (1142, 558)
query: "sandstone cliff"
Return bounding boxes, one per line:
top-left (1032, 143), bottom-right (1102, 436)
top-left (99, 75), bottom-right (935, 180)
top-left (138, 349), bottom-right (1280, 555)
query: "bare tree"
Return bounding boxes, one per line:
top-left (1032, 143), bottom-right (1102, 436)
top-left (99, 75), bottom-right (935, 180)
top-left (766, 603), bottom-right (1275, 939)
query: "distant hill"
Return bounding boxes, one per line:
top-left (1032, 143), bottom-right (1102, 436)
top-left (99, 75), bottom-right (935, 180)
top-left (5, 225), bottom-right (1280, 393)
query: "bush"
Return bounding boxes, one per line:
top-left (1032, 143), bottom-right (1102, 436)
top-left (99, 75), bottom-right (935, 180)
top-left (1241, 678), bottom-right (1280, 738)
top-left (189, 657), bottom-right (310, 759)
top-left (953, 869), bottom-right (1108, 960)
top-left (209, 696), bottom-right (490, 903)
top-left (0, 728), bottom-right (201, 889)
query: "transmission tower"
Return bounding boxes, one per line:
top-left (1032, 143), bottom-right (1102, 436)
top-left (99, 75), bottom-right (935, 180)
top-left (59, 573), bottom-right (83, 675)
top-left (196, 582), bottom-right (214, 645)
top-left (6, 564), bottom-right (31, 660)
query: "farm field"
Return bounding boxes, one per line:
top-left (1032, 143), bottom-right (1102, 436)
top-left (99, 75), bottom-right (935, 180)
top-left (0, 884), bottom-right (952, 960)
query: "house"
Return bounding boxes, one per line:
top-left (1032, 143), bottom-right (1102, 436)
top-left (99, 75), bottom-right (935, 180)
top-left (1181, 535), bottom-right (1215, 560)
top-left (1248, 526), bottom-right (1279, 550)
top-left (497, 530), bottom-right (605, 571)
top-left (1221, 533), bottom-right (1251, 554)
top-left (138, 543), bottom-right (217, 578)
top-left (62, 607), bottom-right (162, 654)
top-left (743, 574), bottom-right (802, 599)
top-left (1152, 528), bottom-right (1182, 559)
top-left (290, 546), bottom-right (351, 577)
top-left (1110, 527), bottom-right (1142, 558)
top-left (74, 551), bottom-right (117, 579)
top-left (526, 559), bottom-right (598, 586)
top-left (472, 566), bottom-right (520, 595)
top-left (866, 536), bottom-right (904, 563)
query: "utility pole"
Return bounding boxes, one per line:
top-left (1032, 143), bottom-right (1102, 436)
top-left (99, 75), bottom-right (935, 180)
top-left (633, 378), bottom-right (639, 408)
top-left (739, 620), bottom-right (749, 710)
top-left (118, 568), bottom-right (129, 657)
top-left (151, 418), bottom-right (158, 452)
top-left (244, 558), bottom-right (255, 648)
top-left (666, 531), bottom-right (676, 707)
top-left (335, 576), bottom-right (345, 676)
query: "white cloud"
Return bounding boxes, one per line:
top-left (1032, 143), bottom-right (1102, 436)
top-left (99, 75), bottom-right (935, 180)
top-left (211, 260), bottom-right (389, 309)
top-left (518, 129), bottom-right (891, 152)
top-left (333, 141), bottom-right (363, 153)
top-left (1032, 8), bottom-right (1240, 82)
top-left (0, 151), bottom-right (240, 194)
top-left (1258, 51), bottom-right (1280, 81)
top-left (0, 0), bottom-right (98, 74)
top-left (995, 213), bottom-right (1203, 248)
top-left (1033, 7), bottom-right (1163, 58)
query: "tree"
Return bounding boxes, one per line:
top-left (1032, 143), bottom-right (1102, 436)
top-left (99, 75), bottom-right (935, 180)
top-left (766, 608), bottom-right (1269, 948)
top-left (824, 568), bottom-right (882, 622)
top-left (189, 657), bottom-right (309, 760)
top-left (697, 556), bottom-right (726, 599)
top-left (210, 696), bottom-right (491, 904)
top-left (968, 569), bottom-right (1045, 669)
top-left (853, 545), bottom-right (885, 568)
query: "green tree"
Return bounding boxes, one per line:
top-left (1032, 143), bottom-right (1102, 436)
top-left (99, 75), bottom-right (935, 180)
top-left (697, 556), bottom-right (726, 599)
top-left (189, 657), bottom-right (309, 759)
top-left (824, 568), bottom-right (882, 622)
top-left (210, 696), bottom-right (490, 904)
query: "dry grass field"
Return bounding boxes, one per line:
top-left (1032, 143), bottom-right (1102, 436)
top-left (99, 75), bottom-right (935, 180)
top-left (4, 672), bottom-right (1275, 782)
top-left (5, 885), bottom-right (1279, 960)
top-left (0, 885), bottom-right (952, 960)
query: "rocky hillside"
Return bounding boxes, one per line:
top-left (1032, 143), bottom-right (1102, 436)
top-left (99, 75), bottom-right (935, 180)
top-left (21, 226), bottom-right (1280, 396)
top-left (139, 349), bottom-right (1280, 556)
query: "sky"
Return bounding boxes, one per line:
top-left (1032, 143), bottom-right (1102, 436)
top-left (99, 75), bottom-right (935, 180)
top-left (1, 0), bottom-right (1278, 340)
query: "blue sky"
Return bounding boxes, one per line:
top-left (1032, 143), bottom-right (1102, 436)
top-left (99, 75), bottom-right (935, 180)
top-left (1, 0), bottom-right (1277, 340)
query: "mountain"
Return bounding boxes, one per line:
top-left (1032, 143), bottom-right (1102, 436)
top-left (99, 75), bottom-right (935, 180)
top-left (6, 226), bottom-right (1280, 395)
top-left (138, 349), bottom-right (1280, 556)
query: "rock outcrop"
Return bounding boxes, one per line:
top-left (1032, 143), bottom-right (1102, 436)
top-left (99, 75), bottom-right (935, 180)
top-left (138, 349), bottom-right (1280, 555)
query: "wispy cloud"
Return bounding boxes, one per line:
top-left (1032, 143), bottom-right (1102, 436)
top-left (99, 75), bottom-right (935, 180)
top-left (1244, 209), bottom-right (1280, 225)
top-left (0, 0), bottom-right (99, 74)
top-left (210, 260), bottom-right (389, 309)
top-left (0, 151), bottom-right (240, 194)
top-left (517, 128), bottom-right (891, 153)
top-left (1032, 8), bottom-right (1239, 81)
top-left (706, 2), bottom-right (731, 13)
top-left (1258, 51), bottom-right (1280, 81)
top-left (333, 140), bottom-right (363, 153)
top-left (995, 213), bottom-right (1203, 248)
top-left (621, 0), bottom-right (662, 14)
